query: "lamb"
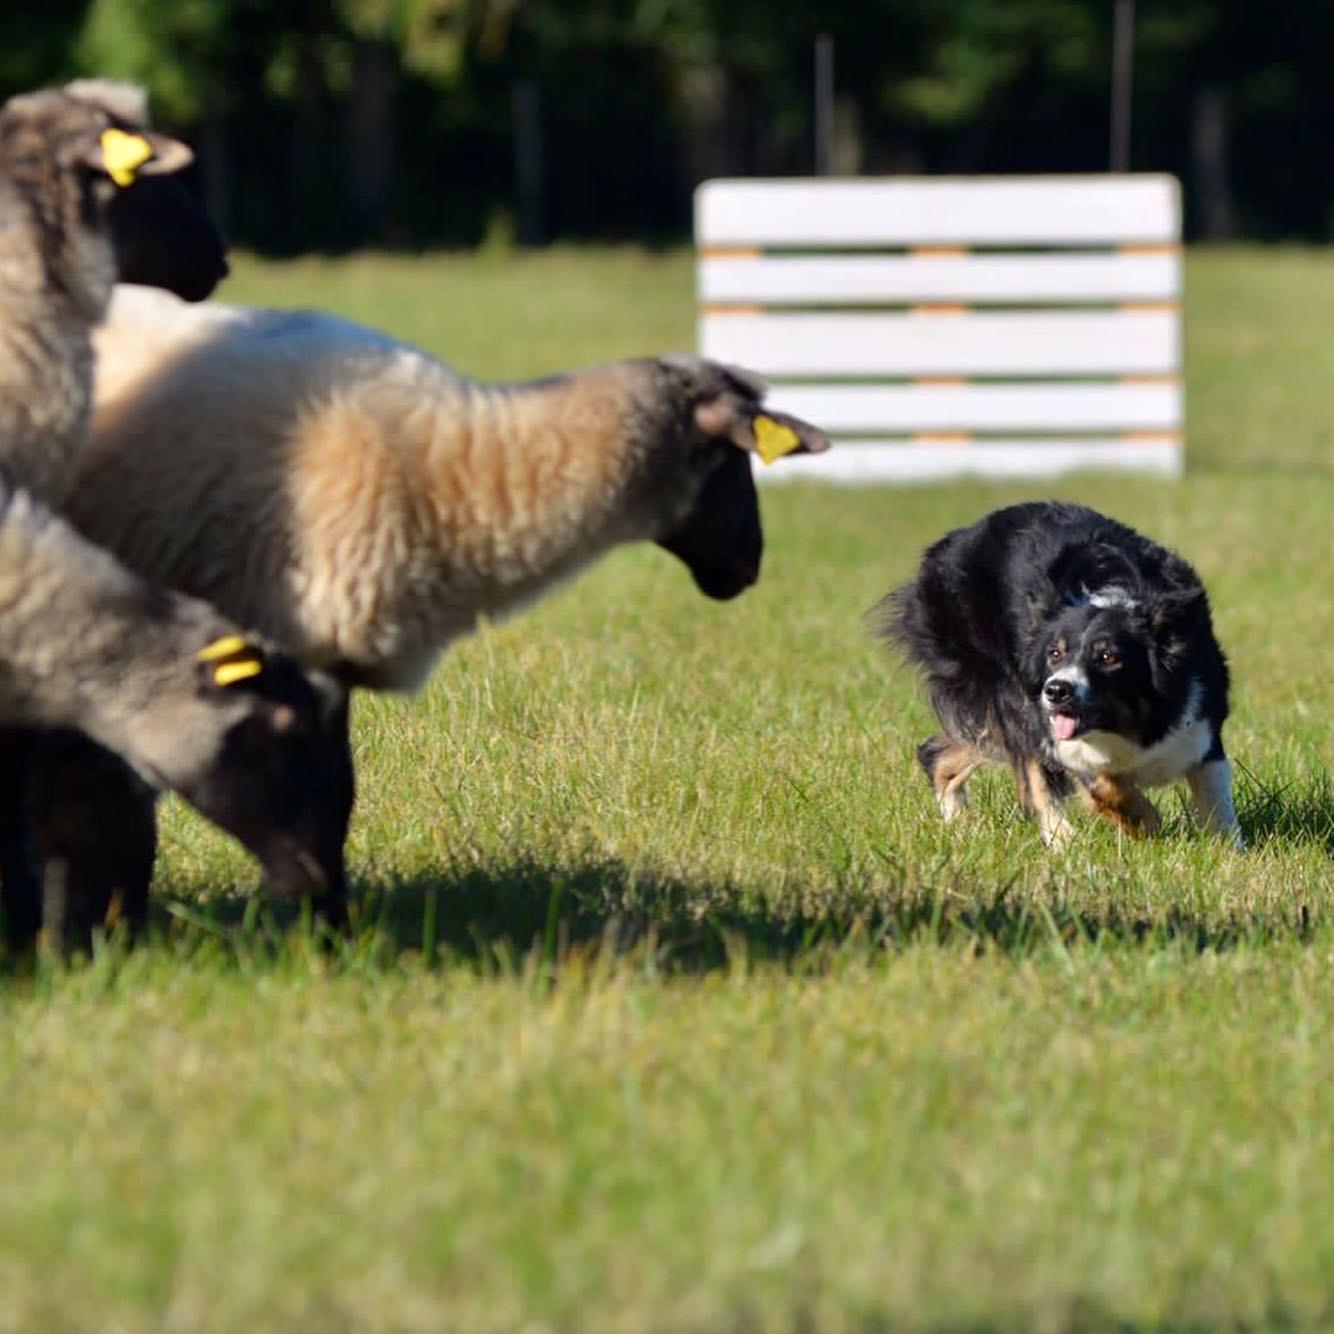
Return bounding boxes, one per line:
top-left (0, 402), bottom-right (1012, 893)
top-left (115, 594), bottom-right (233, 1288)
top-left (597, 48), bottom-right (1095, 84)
top-left (35, 286), bottom-right (828, 914)
top-left (0, 482), bottom-right (351, 947)
top-left (0, 89), bottom-right (346, 947)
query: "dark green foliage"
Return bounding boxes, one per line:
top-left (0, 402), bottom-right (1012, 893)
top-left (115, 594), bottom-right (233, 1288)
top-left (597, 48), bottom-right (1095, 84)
top-left (2, 0), bottom-right (1333, 249)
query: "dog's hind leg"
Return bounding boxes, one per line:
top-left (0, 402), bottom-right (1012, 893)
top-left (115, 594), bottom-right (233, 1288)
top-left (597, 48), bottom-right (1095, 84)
top-left (1016, 758), bottom-right (1077, 849)
top-left (1079, 774), bottom-right (1162, 838)
top-left (917, 736), bottom-right (984, 821)
top-left (1186, 758), bottom-right (1244, 848)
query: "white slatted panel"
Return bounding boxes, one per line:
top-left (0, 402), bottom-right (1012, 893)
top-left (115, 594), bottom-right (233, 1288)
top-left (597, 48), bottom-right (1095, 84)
top-left (757, 439), bottom-right (1183, 483)
top-left (699, 253), bottom-right (1180, 306)
top-left (696, 176), bottom-right (1180, 247)
top-left (694, 174), bottom-right (1185, 482)
top-left (767, 382), bottom-right (1180, 433)
top-left (701, 311), bottom-right (1178, 377)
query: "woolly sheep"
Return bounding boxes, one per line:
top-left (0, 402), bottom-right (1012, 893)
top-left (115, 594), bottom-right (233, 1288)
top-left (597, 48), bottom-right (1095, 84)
top-left (44, 286), bottom-right (829, 915)
top-left (0, 85), bottom-right (196, 944)
top-left (0, 89), bottom-right (192, 503)
top-left (82, 286), bottom-right (831, 691)
top-left (0, 90), bottom-right (344, 947)
top-left (0, 483), bottom-right (351, 947)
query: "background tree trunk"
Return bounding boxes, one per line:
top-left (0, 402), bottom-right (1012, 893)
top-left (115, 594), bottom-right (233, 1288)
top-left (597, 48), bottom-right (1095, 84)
top-left (1192, 83), bottom-right (1236, 241)
top-left (347, 40), bottom-right (396, 242)
top-left (197, 93), bottom-right (229, 239)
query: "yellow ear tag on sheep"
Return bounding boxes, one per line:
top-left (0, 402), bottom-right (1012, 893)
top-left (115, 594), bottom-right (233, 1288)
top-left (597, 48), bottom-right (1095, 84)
top-left (197, 635), bottom-right (265, 686)
top-left (213, 658), bottom-right (264, 687)
top-left (100, 129), bottom-right (154, 187)
top-left (753, 415), bottom-right (802, 465)
top-left (197, 634), bottom-right (252, 663)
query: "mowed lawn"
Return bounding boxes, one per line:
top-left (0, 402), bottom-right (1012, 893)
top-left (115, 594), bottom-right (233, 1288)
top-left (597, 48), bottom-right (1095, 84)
top-left (1, 247), bottom-right (1331, 1331)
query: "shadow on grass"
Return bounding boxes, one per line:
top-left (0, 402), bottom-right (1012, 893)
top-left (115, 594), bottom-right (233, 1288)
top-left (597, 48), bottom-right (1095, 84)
top-left (1239, 762), bottom-right (1334, 858)
top-left (143, 850), bottom-right (1326, 977)
top-left (7, 768), bottom-right (1326, 980)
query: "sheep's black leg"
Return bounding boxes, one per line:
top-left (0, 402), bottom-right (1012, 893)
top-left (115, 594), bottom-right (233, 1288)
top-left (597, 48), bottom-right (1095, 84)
top-left (0, 729), bottom-right (42, 951)
top-left (311, 692), bottom-right (354, 934)
top-left (30, 731), bottom-right (157, 953)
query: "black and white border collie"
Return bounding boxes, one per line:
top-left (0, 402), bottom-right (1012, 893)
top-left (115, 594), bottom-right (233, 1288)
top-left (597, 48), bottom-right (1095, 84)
top-left (876, 502), bottom-right (1241, 848)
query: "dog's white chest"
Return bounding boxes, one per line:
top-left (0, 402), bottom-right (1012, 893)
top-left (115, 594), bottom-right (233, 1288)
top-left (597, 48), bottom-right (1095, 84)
top-left (1055, 714), bottom-right (1213, 788)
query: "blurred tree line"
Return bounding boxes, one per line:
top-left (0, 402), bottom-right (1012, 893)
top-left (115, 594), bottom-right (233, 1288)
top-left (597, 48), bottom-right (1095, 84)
top-left (3, 0), bottom-right (1332, 250)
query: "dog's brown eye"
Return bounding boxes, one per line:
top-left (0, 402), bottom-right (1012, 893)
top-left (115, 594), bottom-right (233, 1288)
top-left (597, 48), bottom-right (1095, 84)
top-left (1097, 649), bottom-right (1121, 669)
top-left (1047, 645), bottom-right (1063, 664)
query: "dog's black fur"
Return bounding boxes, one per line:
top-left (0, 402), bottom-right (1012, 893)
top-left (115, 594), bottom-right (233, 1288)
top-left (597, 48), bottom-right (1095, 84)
top-left (875, 502), bottom-right (1239, 845)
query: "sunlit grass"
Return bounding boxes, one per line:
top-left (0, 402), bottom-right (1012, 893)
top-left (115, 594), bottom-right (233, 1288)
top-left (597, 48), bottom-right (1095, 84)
top-left (1, 246), bottom-right (1329, 1330)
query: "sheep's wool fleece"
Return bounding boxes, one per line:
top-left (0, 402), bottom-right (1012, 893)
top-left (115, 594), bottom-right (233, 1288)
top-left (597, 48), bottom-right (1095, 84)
top-left (0, 94), bottom-right (119, 501)
top-left (82, 286), bottom-right (679, 690)
top-left (0, 483), bottom-right (219, 745)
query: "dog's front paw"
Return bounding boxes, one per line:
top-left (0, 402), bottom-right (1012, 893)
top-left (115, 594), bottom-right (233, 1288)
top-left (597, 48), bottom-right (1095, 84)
top-left (1039, 806), bottom-right (1078, 851)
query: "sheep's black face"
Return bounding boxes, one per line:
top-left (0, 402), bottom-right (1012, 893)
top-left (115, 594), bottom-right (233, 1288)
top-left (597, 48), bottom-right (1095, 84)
top-left (62, 81), bottom-right (228, 301)
top-left (656, 448), bottom-right (762, 600)
top-left (0, 90), bottom-right (196, 317)
top-left (108, 173), bottom-right (229, 302)
top-left (184, 659), bottom-right (352, 910)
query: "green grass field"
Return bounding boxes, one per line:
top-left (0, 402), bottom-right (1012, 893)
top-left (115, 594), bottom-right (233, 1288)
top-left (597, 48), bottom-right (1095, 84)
top-left (2, 246), bottom-right (1331, 1331)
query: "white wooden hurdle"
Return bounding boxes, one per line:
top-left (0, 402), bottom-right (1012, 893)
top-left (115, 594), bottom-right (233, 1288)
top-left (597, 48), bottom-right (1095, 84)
top-left (695, 175), bottom-right (1183, 482)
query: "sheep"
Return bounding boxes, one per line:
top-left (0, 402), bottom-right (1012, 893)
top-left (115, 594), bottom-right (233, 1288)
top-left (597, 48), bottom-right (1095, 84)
top-left (81, 287), bottom-right (830, 688)
top-left (0, 85), bottom-right (200, 944)
top-left (0, 89), bottom-right (345, 948)
top-left (37, 285), bottom-right (829, 914)
top-left (0, 482), bottom-right (352, 948)
top-left (64, 80), bottom-right (230, 302)
top-left (0, 88), bottom-right (193, 503)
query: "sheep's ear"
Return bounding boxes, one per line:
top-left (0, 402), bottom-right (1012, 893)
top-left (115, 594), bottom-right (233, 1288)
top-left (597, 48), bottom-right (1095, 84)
top-left (666, 353), bottom-right (830, 462)
top-left (81, 127), bottom-right (193, 188)
top-left (197, 634), bottom-right (266, 689)
top-left (695, 401), bottom-right (832, 464)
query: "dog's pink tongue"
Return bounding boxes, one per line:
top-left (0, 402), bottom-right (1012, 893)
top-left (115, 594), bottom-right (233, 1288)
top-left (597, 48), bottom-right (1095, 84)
top-left (1051, 714), bottom-right (1079, 741)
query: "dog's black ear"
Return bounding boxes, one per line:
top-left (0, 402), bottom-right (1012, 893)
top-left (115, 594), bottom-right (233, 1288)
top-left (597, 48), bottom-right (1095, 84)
top-left (1026, 586), bottom-right (1056, 627)
top-left (1145, 587), bottom-right (1207, 692)
top-left (1147, 586), bottom-right (1207, 639)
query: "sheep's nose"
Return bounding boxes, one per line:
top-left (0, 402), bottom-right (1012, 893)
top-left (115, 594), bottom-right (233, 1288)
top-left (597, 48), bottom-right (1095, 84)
top-left (1044, 678), bottom-right (1074, 706)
